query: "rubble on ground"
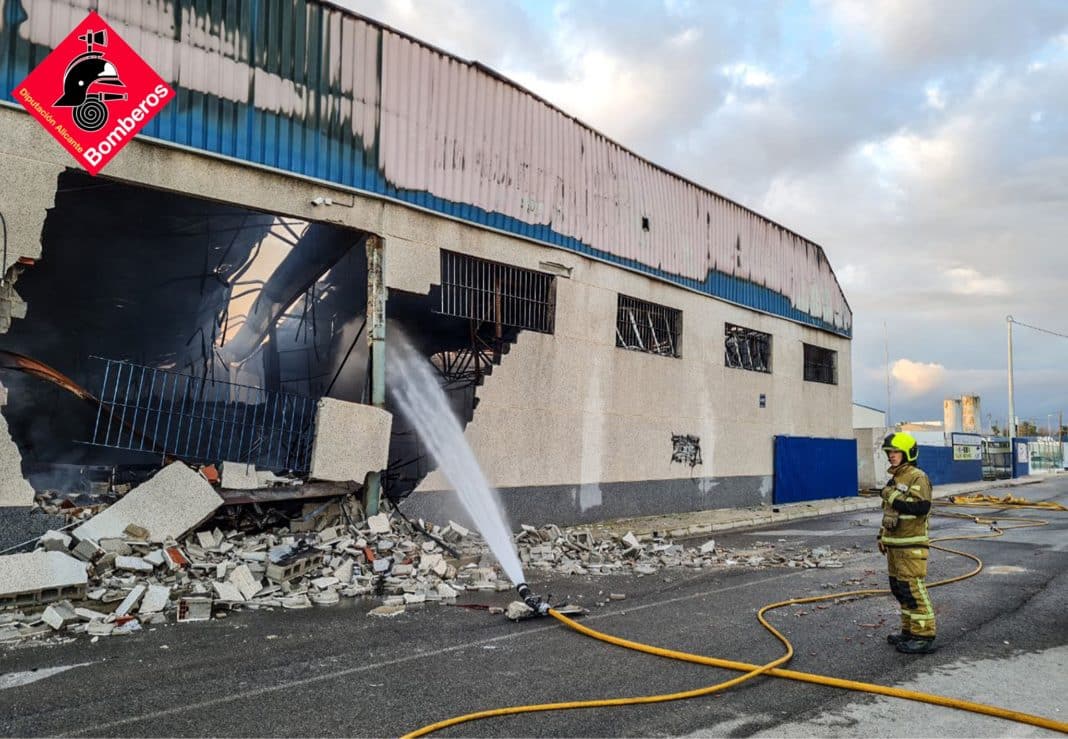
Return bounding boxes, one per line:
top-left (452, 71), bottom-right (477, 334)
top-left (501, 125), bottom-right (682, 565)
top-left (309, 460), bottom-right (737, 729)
top-left (1, 464), bottom-right (859, 643)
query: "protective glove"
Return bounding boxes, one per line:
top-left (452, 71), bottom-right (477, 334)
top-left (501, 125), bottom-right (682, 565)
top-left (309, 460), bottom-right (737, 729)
top-left (878, 538), bottom-right (887, 555)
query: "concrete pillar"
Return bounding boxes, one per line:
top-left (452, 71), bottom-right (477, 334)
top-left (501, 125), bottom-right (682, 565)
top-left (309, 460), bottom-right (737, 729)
top-left (363, 234), bottom-right (386, 515)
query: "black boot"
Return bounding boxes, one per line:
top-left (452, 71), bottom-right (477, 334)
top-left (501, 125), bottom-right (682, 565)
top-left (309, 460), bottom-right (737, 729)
top-left (896, 636), bottom-right (937, 654)
top-left (887, 631), bottom-right (911, 645)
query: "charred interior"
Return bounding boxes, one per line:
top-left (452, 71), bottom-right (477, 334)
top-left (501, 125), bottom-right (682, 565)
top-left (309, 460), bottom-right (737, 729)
top-left (0, 171), bottom-right (544, 501)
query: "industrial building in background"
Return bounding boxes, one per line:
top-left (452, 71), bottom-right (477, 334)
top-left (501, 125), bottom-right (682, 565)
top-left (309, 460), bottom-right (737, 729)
top-left (0, 0), bottom-right (854, 535)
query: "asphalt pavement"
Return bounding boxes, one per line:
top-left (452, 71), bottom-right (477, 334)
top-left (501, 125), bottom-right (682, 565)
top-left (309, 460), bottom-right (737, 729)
top-left (1, 477), bottom-right (1066, 738)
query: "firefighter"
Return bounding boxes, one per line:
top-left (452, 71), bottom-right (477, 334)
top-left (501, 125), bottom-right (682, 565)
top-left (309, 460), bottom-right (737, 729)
top-left (877, 432), bottom-right (937, 654)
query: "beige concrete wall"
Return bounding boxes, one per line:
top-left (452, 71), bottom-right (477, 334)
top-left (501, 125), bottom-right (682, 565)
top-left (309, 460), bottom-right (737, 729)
top-left (0, 106), bottom-right (854, 497)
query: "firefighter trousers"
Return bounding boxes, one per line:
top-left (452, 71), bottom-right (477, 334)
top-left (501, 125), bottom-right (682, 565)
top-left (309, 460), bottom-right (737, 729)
top-left (886, 546), bottom-right (936, 638)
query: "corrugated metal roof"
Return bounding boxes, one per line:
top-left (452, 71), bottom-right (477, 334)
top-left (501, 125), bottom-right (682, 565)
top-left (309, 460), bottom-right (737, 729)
top-left (0, 0), bottom-right (852, 336)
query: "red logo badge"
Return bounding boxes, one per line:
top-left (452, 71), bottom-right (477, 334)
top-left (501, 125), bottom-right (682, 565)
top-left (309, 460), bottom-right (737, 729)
top-left (14, 11), bottom-right (173, 175)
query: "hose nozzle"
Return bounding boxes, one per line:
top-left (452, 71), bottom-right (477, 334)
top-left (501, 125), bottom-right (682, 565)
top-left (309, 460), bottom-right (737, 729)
top-left (516, 582), bottom-right (550, 616)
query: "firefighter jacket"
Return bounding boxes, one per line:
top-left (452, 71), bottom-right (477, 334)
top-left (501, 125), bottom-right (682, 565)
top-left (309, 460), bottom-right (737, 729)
top-left (877, 463), bottom-right (933, 548)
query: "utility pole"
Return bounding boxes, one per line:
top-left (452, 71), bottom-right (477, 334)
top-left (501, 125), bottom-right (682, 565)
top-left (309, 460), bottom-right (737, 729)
top-left (1007, 316), bottom-right (1016, 439)
top-left (884, 321), bottom-right (892, 427)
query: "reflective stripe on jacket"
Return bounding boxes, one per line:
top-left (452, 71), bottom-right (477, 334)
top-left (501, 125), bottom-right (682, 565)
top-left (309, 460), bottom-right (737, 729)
top-left (878, 463), bottom-right (933, 547)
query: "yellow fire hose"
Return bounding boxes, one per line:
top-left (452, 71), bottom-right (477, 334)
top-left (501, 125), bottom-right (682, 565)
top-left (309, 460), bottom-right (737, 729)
top-left (404, 501), bottom-right (1068, 737)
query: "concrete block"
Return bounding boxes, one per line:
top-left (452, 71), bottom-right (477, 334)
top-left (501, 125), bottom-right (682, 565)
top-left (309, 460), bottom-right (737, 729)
top-left (212, 581), bottom-right (244, 602)
top-left (366, 513), bottom-right (391, 535)
top-left (114, 585), bottom-right (146, 617)
top-left (177, 597), bottom-right (212, 622)
top-left (74, 607), bottom-right (103, 622)
top-left (333, 560), bottom-right (354, 584)
top-left (72, 539), bottom-right (104, 562)
top-left (309, 399), bottom-right (392, 482)
top-left (219, 461), bottom-right (259, 490)
top-left (39, 530), bottom-right (72, 552)
top-left (139, 585), bottom-right (171, 614)
top-left (99, 539), bottom-right (131, 556)
top-left (228, 565), bottom-right (261, 601)
top-left (42, 602), bottom-right (78, 630)
top-left (265, 549), bottom-right (323, 583)
top-left (115, 556), bottom-right (153, 573)
top-left (699, 539), bottom-right (717, 554)
top-left (73, 463), bottom-right (223, 545)
top-left (0, 551), bottom-right (88, 608)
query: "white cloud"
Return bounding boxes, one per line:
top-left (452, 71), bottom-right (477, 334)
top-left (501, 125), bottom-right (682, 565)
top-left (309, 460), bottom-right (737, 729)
top-left (892, 359), bottom-right (947, 396)
top-left (944, 267), bottom-right (1009, 296)
top-left (924, 82), bottom-right (946, 110)
top-left (723, 62), bottom-right (776, 89)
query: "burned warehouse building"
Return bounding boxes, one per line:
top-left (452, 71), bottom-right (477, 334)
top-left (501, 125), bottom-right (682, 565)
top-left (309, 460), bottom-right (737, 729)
top-left (0, 0), bottom-right (853, 539)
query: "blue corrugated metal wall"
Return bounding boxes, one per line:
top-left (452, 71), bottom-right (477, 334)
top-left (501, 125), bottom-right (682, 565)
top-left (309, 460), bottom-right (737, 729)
top-left (0, 0), bottom-right (852, 338)
top-left (773, 436), bottom-right (857, 504)
top-left (916, 445), bottom-right (981, 486)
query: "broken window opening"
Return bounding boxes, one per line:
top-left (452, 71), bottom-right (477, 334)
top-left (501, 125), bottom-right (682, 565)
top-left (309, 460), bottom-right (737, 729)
top-left (437, 250), bottom-right (556, 334)
top-left (803, 343), bottom-right (837, 385)
top-left (724, 323), bottom-right (771, 373)
top-left (616, 295), bottom-right (681, 358)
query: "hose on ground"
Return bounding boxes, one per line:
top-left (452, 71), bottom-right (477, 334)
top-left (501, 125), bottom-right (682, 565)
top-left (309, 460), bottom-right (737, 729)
top-left (403, 499), bottom-right (1067, 737)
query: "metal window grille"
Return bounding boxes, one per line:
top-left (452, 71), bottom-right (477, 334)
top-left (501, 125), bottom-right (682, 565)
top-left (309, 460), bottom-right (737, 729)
top-left (725, 324), bottom-right (772, 373)
top-left (84, 357), bottom-right (319, 473)
top-left (803, 343), bottom-right (837, 385)
top-left (616, 295), bottom-right (682, 358)
top-left (438, 250), bottom-right (555, 333)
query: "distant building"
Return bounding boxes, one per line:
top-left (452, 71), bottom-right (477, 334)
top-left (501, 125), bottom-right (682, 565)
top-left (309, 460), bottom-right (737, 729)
top-left (852, 403), bottom-right (887, 429)
top-left (944, 395), bottom-right (982, 434)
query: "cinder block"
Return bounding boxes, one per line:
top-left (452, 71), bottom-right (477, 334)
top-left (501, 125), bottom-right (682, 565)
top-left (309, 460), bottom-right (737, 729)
top-left (73, 463), bottom-right (223, 544)
top-left (0, 551), bottom-right (88, 609)
top-left (219, 461), bottom-right (259, 490)
top-left (42, 602), bottom-right (78, 630)
top-left (228, 564), bottom-right (261, 601)
top-left (308, 399), bottom-right (392, 482)
top-left (139, 585), bottom-right (171, 614)
top-left (114, 585), bottom-right (146, 617)
top-left (38, 530), bottom-right (72, 552)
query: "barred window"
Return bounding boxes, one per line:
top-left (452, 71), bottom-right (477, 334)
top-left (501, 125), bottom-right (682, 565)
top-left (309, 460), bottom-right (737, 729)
top-left (439, 251), bottom-right (555, 333)
top-left (725, 324), bottom-right (771, 373)
top-left (616, 295), bottom-right (682, 358)
top-left (803, 343), bottom-right (837, 384)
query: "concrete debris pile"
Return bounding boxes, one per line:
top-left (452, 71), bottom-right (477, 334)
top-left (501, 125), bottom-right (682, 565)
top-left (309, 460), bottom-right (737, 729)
top-left (517, 526), bottom-right (855, 576)
top-left (0, 463), bottom-right (511, 641)
top-left (1, 464), bottom-right (858, 644)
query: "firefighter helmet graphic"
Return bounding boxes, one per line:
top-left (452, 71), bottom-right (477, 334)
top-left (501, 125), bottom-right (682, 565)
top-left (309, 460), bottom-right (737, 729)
top-left (53, 29), bottom-right (127, 132)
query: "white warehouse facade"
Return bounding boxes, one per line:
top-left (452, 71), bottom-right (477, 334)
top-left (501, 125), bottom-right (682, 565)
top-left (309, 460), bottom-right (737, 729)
top-left (0, 0), bottom-right (852, 528)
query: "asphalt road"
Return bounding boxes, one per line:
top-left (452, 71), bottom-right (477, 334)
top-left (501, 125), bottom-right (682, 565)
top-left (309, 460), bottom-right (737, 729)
top-left (2, 478), bottom-right (1066, 738)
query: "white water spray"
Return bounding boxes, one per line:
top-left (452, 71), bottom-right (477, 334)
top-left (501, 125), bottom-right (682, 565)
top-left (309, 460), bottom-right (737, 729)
top-left (386, 331), bottom-right (526, 586)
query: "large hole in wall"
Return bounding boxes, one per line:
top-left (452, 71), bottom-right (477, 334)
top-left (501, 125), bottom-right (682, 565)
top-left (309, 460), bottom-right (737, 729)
top-left (0, 170), bottom-right (369, 490)
top-left (0, 170), bottom-right (534, 499)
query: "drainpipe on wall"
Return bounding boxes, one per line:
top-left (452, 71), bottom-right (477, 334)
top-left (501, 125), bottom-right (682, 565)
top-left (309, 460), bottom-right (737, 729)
top-left (363, 234), bottom-right (386, 515)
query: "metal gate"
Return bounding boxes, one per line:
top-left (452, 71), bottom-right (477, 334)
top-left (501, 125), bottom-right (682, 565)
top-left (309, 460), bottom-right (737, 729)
top-left (84, 357), bottom-right (318, 473)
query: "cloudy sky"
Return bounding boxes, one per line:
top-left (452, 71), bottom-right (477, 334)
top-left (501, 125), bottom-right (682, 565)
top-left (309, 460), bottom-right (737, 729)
top-left (338, 0), bottom-right (1068, 432)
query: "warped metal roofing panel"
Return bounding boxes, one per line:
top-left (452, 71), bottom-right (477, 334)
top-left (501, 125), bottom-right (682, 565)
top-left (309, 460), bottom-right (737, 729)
top-left (0, 0), bottom-right (851, 336)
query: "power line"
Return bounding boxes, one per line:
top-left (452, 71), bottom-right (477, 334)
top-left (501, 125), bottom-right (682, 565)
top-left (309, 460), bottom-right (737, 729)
top-left (1008, 317), bottom-right (1068, 341)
